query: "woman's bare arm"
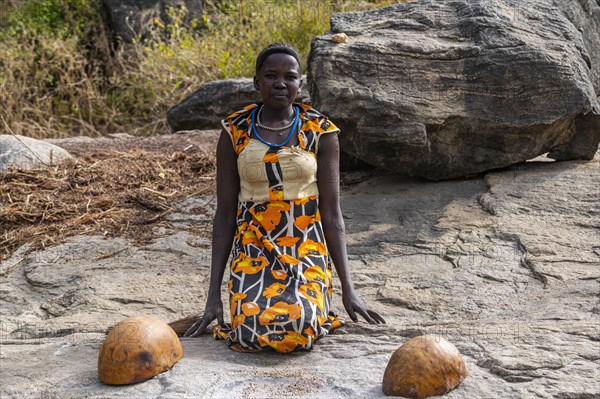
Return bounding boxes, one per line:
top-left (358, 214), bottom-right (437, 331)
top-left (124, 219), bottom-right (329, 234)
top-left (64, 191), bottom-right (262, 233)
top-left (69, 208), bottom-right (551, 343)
top-left (317, 133), bottom-right (385, 324)
top-left (185, 130), bottom-right (240, 336)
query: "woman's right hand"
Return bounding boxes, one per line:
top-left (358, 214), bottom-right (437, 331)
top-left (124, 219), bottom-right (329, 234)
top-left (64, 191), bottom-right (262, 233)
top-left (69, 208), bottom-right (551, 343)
top-left (183, 297), bottom-right (225, 337)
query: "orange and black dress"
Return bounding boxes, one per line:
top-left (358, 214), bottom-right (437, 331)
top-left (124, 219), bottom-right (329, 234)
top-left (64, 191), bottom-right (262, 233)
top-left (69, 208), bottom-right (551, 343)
top-left (214, 102), bottom-right (343, 352)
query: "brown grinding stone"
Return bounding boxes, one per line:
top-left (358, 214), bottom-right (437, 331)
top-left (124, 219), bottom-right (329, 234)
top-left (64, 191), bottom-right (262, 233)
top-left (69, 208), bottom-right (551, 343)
top-left (98, 315), bottom-right (183, 385)
top-left (382, 335), bottom-right (467, 398)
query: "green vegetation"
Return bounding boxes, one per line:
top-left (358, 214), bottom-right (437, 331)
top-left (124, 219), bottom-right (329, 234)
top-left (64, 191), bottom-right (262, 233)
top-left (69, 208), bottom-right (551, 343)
top-left (1, 0), bottom-right (98, 38)
top-left (1, 0), bottom-right (397, 138)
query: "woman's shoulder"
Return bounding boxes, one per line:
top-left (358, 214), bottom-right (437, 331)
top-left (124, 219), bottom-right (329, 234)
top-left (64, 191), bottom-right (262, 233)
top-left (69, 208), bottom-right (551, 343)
top-left (221, 104), bottom-right (259, 155)
top-left (297, 103), bottom-right (326, 120)
top-left (295, 103), bottom-right (340, 155)
top-left (223, 103), bottom-right (259, 127)
top-left (297, 103), bottom-right (339, 135)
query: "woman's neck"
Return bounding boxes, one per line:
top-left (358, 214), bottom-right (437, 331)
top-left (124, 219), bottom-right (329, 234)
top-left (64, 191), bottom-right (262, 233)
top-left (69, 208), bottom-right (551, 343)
top-left (259, 105), bottom-right (295, 124)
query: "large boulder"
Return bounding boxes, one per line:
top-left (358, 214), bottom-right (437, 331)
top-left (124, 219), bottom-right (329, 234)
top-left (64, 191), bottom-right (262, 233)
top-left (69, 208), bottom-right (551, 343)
top-left (0, 135), bottom-right (73, 174)
top-left (308, 0), bottom-right (600, 180)
top-left (167, 77), bottom-right (311, 131)
top-left (552, 0), bottom-right (600, 92)
top-left (101, 0), bottom-right (205, 44)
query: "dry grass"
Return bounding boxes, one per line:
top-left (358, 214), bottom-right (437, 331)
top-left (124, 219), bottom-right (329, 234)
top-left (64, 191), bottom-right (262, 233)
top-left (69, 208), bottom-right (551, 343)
top-left (0, 10), bottom-right (115, 138)
top-left (1, 0), bottom-right (402, 263)
top-left (0, 133), bottom-right (217, 264)
top-left (0, 0), bottom-right (400, 139)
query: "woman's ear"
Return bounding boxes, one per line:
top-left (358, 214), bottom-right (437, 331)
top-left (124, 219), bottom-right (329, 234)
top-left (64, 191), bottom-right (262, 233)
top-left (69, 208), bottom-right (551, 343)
top-left (253, 76), bottom-right (260, 91)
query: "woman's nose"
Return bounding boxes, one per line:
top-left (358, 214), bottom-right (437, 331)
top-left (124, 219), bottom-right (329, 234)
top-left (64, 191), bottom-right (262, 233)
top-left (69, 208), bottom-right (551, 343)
top-left (274, 79), bottom-right (285, 88)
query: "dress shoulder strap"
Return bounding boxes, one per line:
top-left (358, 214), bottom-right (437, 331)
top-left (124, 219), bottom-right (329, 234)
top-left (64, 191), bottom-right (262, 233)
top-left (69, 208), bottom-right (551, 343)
top-left (221, 104), bottom-right (258, 155)
top-left (296, 103), bottom-right (340, 155)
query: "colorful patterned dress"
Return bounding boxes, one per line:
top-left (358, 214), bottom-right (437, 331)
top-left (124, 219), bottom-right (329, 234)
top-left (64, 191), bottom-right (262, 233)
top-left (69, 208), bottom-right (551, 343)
top-left (214, 103), bottom-right (343, 353)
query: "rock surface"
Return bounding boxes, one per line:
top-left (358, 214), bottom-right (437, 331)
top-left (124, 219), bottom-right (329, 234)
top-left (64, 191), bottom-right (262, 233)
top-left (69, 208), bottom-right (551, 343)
top-left (308, 0), bottom-right (600, 180)
top-left (552, 0), bottom-right (600, 92)
top-left (1, 134), bottom-right (598, 398)
top-left (167, 77), bottom-right (311, 132)
top-left (0, 134), bottom-right (73, 174)
top-left (101, 0), bottom-right (205, 44)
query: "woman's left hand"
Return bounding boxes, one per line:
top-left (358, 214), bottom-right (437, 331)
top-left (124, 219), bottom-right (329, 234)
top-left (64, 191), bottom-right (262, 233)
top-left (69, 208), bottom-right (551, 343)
top-left (342, 288), bottom-right (386, 324)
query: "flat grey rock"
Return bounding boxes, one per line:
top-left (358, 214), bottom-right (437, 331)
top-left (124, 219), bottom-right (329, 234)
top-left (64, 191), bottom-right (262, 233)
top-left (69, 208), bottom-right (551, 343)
top-left (0, 135), bottom-right (73, 174)
top-left (1, 152), bottom-right (598, 397)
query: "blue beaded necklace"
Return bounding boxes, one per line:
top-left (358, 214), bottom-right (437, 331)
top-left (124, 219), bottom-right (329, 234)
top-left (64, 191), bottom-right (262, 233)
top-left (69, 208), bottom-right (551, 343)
top-left (251, 104), bottom-right (300, 148)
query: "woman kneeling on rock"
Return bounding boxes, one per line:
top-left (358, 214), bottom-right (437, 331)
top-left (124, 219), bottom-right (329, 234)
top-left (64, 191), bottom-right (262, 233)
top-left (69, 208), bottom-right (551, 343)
top-left (184, 43), bottom-right (385, 352)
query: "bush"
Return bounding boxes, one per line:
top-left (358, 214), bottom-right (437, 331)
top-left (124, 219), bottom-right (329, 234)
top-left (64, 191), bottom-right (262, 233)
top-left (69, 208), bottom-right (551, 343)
top-left (1, 0), bottom-right (98, 38)
top-left (0, 0), bottom-right (398, 138)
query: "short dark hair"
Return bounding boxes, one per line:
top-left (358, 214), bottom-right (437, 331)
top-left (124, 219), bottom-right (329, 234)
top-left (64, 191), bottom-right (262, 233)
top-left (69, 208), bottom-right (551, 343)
top-left (255, 43), bottom-right (302, 74)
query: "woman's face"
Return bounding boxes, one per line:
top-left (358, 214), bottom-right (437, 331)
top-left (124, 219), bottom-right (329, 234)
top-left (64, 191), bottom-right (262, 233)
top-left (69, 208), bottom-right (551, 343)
top-left (254, 53), bottom-right (302, 112)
